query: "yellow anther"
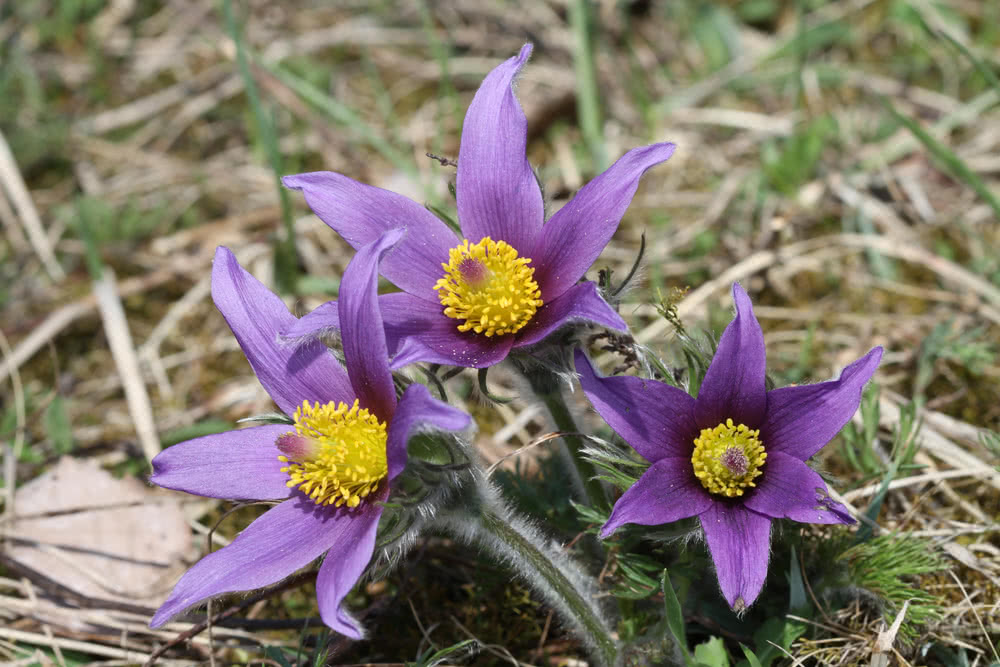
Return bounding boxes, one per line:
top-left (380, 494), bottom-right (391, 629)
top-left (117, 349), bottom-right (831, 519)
top-left (278, 399), bottom-right (388, 508)
top-left (433, 237), bottom-right (543, 337)
top-left (691, 418), bottom-right (767, 497)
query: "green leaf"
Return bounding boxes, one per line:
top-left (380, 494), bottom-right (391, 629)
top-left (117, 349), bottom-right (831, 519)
top-left (762, 114), bottom-right (837, 195)
top-left (694, 636), bottom-right (730, 667)
top-left (160, 419), bottom-right (234, 448)
top-left (661, 569), bottom-right (691, 663)
top-left (740, 644), bottom-right (763, 667)
top-left (261, 646), bottom-right (296, 667)
top-left (44, 394), bottom-right (73, 454)
top-left (693, 5), bottom-right (740, 71)
top-left (408, 639), bottom-right (481, 667)
top-left (751, 618), bottom-right (806, 667)
top-left (787, 545), bottom-right (809, 614)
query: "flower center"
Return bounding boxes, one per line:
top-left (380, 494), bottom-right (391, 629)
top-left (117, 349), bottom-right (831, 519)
top-left (277, 399), bottom-right (388, 508)
top-left (433, 237), bottom-right (543, 337)
top-left (691, 418), bottom-right (766, 497)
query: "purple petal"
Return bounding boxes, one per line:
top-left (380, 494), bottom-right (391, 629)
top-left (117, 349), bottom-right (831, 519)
top-left (599, 458), bottom-right (711, 537)
top-left (695, 283), bottom-right (767, 429)
top-left (212, 247), bottom-right (352, 415)
top-left (700, 502), bottom-right (771, 609)
top-left (314, 490), bottom-right (385, 638)
top-left (339, 230), bottom-right (405, 422)
top-left (386, 383), bottom-right (471, 480)
top-left (744, 452), bottom-right (854, 525)
top-left (515, 282), bottom-right (626, 349)
top-left (533, 143), bottom-right (676, 300)
top-left (151, 495), bottom-right (353, 628)
top-left (282, 172), bottom-right (457, 297)
top-left (456, 44), bottom-right (542, 258)
top-left (150, 425), bottom-right (293, 501)
top-left (283, 293), bottom-right (434, 369)
top-left (575, 349), bottom-right (699, 464)
top-left (377, 292), bottom-right (514, 369)
top-left (761, 347), bottom-right (883, 460)
top-left (281, 300), bottom-right (339, 342)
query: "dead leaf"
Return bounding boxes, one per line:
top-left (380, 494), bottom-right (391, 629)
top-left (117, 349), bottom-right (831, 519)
top-left (4, 456), bottom-right (193, 608)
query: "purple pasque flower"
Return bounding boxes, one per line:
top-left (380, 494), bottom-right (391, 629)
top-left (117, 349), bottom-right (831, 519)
top-left (281, 44), bottom-right (675, 369)
top-left (148, 230), bottom-right (469, 638)
top-left (575, 283), bottom-right (882, 611)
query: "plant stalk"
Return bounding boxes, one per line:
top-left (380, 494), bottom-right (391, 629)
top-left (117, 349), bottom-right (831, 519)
top-left (437, 479), bottom-right (619, 667)
top-left (526, 371), bottom-right (609, 509)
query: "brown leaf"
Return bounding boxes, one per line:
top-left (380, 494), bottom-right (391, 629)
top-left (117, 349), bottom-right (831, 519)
top-left (6, 456), bottom-right (194, 607)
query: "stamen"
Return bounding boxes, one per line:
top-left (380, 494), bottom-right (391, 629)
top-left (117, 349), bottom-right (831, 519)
top-left (278, 399), bottom-right (388, 508)
top-left (433, 237), bottom-right (543, 337)
top-left (691, 418), bottom-right (766, 497)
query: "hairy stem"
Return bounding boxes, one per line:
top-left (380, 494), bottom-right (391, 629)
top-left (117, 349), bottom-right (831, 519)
top-left (525, 370), bottom-right (609, 509)
top-left (436, 479), bottom-right (619, 666)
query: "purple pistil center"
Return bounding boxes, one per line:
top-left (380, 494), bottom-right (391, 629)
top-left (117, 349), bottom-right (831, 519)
top-left (276, 432), bottom-right (315, 462)
top-left (458, 258), bottom-right (489, 285)
top-left (720, 447), bottom-right (749, 477)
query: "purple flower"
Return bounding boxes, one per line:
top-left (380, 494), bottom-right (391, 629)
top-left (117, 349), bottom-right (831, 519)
top-left (281, 44), bottom-right (675, 369)
top-left (575, 284), bottom-right (882, 610)
top-left (148, 230), bottom-right (469, 637)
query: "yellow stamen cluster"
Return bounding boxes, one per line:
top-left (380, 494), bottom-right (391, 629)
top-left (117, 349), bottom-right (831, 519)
top-left (433, 237), bottom-right (543, 337)
top-left (279, 399), bottom-right (388, 508)
top-left (691, 418), bottom-right (767, 497)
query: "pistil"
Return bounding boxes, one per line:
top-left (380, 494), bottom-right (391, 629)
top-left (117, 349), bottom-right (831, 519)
top-left (691, 418), bottom-right (766, 497)
top-left (434, 237), bottom-right (543, 337)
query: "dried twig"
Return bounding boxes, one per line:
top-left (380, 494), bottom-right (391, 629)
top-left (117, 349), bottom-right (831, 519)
top-left (142, 570), bottom-right (316, 666)
top-left (0, 131), bottom-right (65, 282)
top-left (93, 270), bottom-right (161, 462)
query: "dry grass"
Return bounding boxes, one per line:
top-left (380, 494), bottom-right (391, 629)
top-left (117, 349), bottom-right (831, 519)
top-left (1, 0), bottom-right (998, 664)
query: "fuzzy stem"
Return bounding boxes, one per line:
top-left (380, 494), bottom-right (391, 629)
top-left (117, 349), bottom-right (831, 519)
top-left (525, 371), bottom-right (609, 509)
top-left (437, 479), bottom-right (619, 666)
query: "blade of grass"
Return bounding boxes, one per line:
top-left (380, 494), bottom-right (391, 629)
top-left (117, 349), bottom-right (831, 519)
top-left (570, 0), bottom-right (608, 171)
top-left (223, 0), bottom-right (298, 292)
top-left (937, 29), bottom-right (1000, 95)
top-left (882, 98), bottom-right (1000, 221)
top-left (260, 59), bottom-right (434, 205)
top-left (417, 0), bottom-right (461, 156)
top-left (359, 45), bottom-right (404, 148)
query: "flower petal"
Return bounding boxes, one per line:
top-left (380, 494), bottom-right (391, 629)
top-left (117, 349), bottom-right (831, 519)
top-left (744, 451), bottom-right (854, 525)
top-left (533, 143), bottom-right (676, 300)
top-left (456, 44), bottom-right (542, 258)
top-left (695, 283), bottom-right (767, 429)
top-left (599, 458), bottom-right (711, 537)
top-left (314, 490), bottom-right (385, 638)
top-left (151, 495), bottom-right (345, 628)
top-left (150, 425), bottom-right (293, 501)
top-left (761, 347), bottom-right (883, 460)
top-left (377, 292), bottom-right (515, 369)
top-left (575, 349), bottom-right (699, 464)
top-left (339, 230), bottom-right (405, 422)
top-left (282, 171), bottom-right (457, 297)
top-left (212, 247), bottom-right (352, 415)
top-left (515, 281), bottom-right (626, 349)
top-left (386, 383), bottom-right (472, 480)
top-left (700, 503), bottom-right (771, 610)
top-left (281, 300), bottom-right (340, 342)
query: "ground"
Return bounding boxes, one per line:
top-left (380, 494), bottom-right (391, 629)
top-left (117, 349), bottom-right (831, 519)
top-left (1, 1), bottom-right (998, 665)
